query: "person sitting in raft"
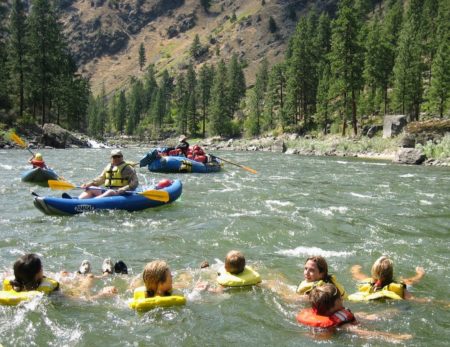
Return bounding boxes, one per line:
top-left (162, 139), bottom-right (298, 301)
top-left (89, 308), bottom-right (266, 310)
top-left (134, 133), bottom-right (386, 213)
top-left (175, 135), bottom-right (190, 157)
top-left (187, 145), bottom-right (208, 163)
top-left (28, 153), bottom-right (48, 169)
top-left (196, 250), bottom-right (261, 292)
top-left (128, 260), bottom-right (186, 311)
top-left (79, 149), bottom-right (139, 199)
top-left (1, 254), bottom-right (117, 305)
top-left (296, 284), bottom-right (412, 342)
top-left (349, 255), bottom-right (425, 301)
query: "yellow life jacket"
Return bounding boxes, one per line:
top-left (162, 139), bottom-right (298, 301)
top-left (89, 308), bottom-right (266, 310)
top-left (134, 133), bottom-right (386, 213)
top-left (348, 278), bottom-right (405, 301)
top-left (104, 162), bottom-right (131, 188)
top-left (296, 274), bottom-right (347, 298)
top-left (0, 277), bottom-right (59, 306)
top-left (216, 266), bottom-right (261, 287)
top-left (128, 286), bottom-right (186, 312)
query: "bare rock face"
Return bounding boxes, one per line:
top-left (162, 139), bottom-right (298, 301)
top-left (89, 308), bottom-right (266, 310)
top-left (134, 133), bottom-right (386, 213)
top-left (42, 123), bottom-right (89, 149)
top-left (393, 148), bottom-right (426, 165)
top-left (383, 115), bottom-right (408, 138)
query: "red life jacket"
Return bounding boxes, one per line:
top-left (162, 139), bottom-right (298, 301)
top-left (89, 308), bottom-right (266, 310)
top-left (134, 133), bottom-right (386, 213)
top-left (31, 159), bottom-right (46, 169)
top-left (296, 308), bottom-right (355, 328)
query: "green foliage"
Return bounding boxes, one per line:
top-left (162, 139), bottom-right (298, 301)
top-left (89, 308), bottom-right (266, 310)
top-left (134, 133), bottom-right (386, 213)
top-left (416, 135), bottom-right (450, 159)
top-left (138, 43), bottom-right (146, 71)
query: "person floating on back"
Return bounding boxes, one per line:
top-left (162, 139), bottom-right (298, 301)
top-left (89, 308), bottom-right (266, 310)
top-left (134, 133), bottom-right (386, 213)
top-left (28, 153), bottom-right (48, 169)
top-left (349, 255), bottom-right (425, 301)
top-left (79, 149), bottom-right (139, 199)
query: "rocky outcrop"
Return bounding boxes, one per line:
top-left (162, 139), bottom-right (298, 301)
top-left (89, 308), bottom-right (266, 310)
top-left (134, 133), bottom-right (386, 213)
top-left (393, 148), bottom-right (426, 165)
top-left (42, 124), bottom-right (90, 149)
top-left (62, 0), bottom-right (184, 65)
top-left (383, 115), bottom-right (408, 138)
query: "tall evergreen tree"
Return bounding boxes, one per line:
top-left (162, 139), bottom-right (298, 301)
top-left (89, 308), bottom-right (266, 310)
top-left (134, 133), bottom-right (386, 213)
top-left (0, 2), bottom-right (10, 113)
top-left (209, 60), bottom-right (231, 136)
top-left (245, 58), bottom-right (269, 136)
top-left (173, 72), bottom-right (188, 134)
top-left (8, 0), bottom-right (27, 119)
top-left (264, 63), bottom-right (286, 130)
top-left (143, 64), bottom-right (157, 112)
top-left (315, 62), bottom-right (332, 134)
top-left (126, 78), bottom-right (144, 134)
top-left (115, 90), bottom-right (127, 133)
top-left (138, 42), bottom-right (146, 71)
top-left (198, 63), bottom-right (214, 137)
top-left (186, 64), bottom-right (198, 135)
top-left (392, 2), bottom-right (424, 121)
top-left (329, 0), bottom-right (364, 136)
top-left (226, 54), bottom-right (246, 118)
top-left (190, 34), bottom-right (202, 59)
top-left (427, 0), bottom-right (450, 117)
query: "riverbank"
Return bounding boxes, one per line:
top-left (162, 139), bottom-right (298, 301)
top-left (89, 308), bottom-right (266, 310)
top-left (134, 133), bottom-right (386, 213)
top-left (2, 124), bottom-right (449, 167)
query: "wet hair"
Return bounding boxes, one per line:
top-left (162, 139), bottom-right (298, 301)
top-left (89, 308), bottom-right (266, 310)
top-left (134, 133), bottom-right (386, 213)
top-left (371, 256), bottom-right (394, 287)
top-left (142, 260), bottom-right (170, 297)
top-left (309, 283), bottom-right (340, 316)
top-left (200, 261), bottom-right (210, 269)
top-left (114, 260), bottom-right (128, 274)
top-left (225, 250), bottom-right (246, 275)
top-left (305, 256), bottom-right (329, 280)
top-left (10, 254), bottom-right (43, 292)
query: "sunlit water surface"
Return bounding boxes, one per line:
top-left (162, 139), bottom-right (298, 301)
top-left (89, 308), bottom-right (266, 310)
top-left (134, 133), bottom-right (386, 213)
top-left (0, 148), bottom-right (449, 346)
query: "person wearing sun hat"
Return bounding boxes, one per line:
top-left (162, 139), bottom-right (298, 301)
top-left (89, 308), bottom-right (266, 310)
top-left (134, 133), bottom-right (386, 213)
top-left (28, 152), bottom-right (48, 169)
top-left (175, 134), bottom-right (190, 156)
top-left (79, 149), bottom-right (139, 199)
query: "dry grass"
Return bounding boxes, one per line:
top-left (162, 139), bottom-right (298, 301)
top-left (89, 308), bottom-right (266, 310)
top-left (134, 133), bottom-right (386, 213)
top-left (71, 0), bottom-right (288, 96)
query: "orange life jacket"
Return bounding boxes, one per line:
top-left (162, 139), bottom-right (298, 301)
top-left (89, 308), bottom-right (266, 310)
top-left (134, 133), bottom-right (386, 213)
top-left (296, 308), bottom-right (355, 328)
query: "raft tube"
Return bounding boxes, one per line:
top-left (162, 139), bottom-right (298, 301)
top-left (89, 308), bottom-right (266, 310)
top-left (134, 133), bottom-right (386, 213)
top-left (21, 168), bottom-right (59, 186)
top-left (140, 149), bottom-right (222, 173)
top-left (33, 180), bottom-right (182, 216)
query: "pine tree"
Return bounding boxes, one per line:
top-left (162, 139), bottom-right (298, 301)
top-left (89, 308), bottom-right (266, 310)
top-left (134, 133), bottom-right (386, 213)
top-left (392, 1), bottom-right (424, 121)
top-left (227, 54), bottom-right (246, 118)
top-left (190, 34), bottom-right (202, 59)
top-left (268, 16), bottom-right (277, 33)
top-left (143, 64), bottom-right (157, 112)
top-left (329, 0), bottom-right (364, 136)
top-left (263, 63), bottom-right (286, 130)
top-left (186, 64), bottom-right (198, 135)
top-left (427, 0), bottom-right (450, 117)
top-left (116, 90), bottom-right (127, 133)
top-left (209, 60), bottom-right (231, 136)
top-left (0, 2), bottom-right (10, 112)
top-left (245, 58), bottom-right (269, 136)
top-left (138, 42), bottom-right (146, 71)
top-left (315, 63), bottom-right (332, 134)
top-left (173, 72), bottom-right (188, 134)
top-left (198, 64), bottom-right (214, 137)
top-left (126, 78), bottom-right (144, 134)
top-left (8, 0), bottom-right (28, 119)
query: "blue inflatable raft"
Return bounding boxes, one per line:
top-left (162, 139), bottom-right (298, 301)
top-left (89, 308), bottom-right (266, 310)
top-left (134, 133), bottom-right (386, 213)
top-left (33, 180), bottom-right (182, 216)
top-left (21, 167), bottom-right (59, 186)
top-left (140, 149), bottom-right (222, 173)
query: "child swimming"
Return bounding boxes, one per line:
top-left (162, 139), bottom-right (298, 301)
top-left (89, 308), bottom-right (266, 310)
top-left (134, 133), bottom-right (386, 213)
top-left (349, 255), bottom-right (425, 301)
top-left (297, 283), bottom-right (412, 342)
top-left (265, 255), bottom-right (345, 301)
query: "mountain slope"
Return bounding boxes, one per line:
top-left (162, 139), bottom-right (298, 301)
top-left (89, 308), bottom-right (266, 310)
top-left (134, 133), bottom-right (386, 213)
top-left (59, 0), bottom-right (337, 95)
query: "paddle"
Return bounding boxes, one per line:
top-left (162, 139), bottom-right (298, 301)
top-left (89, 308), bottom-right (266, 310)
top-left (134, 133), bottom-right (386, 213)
top-left (47, 180), bottom-right (170, 203)
top-left (210, 154), bottom-right (257, 174)
top-left (8, 132), bottom-right (34, 155)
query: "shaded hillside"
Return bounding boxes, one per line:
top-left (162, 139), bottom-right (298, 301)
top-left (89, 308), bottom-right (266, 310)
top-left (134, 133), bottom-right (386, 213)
top-left (58, 0), bottom-right (338, 95)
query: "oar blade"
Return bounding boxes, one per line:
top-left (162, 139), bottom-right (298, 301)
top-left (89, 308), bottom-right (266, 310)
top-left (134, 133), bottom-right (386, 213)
top-left (139, 189), bottom-right (170, 203)
top-left (242, 166), bottom-right (257, 174)
top-left (9, 132), bottom-right (26, 148)
top-left (48, 180), bottom-right (76, 191)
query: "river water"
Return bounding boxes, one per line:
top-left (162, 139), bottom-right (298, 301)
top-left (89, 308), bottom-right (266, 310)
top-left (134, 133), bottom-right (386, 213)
top-left (0, 148), bottom-right (449, 346)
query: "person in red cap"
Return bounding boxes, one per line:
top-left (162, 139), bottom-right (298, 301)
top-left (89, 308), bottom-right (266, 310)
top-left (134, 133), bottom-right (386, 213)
top-left (79, 149), bottom-right (138, 199)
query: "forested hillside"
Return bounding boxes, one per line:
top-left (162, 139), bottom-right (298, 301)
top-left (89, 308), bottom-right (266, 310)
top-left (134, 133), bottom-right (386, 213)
top-left (0, 0), bottom-right (448, 141)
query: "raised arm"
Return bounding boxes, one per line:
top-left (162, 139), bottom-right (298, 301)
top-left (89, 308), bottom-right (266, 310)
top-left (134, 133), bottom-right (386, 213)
top-left (350, 265), bottom-right (368, 281)
top-left (401, 267), bottom-right (425, 286)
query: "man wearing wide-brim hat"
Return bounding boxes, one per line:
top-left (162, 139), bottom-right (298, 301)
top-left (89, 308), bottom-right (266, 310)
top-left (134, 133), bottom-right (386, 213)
top-left (176, 134), bottom-right (190, 156)
top-left (79, 149), bottom-right (139, 199)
